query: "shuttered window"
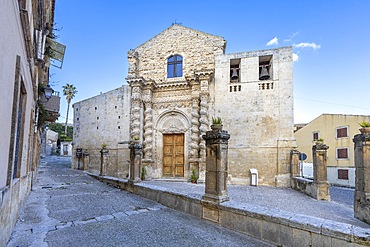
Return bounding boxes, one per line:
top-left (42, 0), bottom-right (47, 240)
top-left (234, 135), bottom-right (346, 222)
top-left (338, 169), bottom-right (349, 180)
top-left (336, 127), bottom-right (348, 138)
top-left (312, 132), bottom-right (319, 141)
top-left (337, 148), bottom-right (349, 159)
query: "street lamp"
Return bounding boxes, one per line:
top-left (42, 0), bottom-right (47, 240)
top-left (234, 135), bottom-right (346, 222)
top-left (39, 84), bottom-right (54, 102)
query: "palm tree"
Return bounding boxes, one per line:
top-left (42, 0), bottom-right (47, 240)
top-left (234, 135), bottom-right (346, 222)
top-left (62, 84), bottom-right (77, 134)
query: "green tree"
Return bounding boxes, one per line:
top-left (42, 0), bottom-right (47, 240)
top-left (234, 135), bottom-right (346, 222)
top-left (48, 123), bottom-right (73, 141)
top-left (62, 84), bottom-right (77, 135)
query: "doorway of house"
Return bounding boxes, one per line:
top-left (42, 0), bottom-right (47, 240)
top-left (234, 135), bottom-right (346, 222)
top-left (163, 133), bottom-right (184, 177)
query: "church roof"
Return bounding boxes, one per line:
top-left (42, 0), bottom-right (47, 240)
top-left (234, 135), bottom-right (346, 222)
top-left (134, 24), bottom-right (226, 50)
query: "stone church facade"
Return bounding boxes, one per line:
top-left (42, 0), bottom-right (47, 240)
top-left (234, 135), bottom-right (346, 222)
top-left (72, 24), bottom-right (294, 187)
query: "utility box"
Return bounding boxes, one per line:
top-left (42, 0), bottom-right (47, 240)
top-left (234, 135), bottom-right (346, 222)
top-left (250, 169), bottom-right (258, 186)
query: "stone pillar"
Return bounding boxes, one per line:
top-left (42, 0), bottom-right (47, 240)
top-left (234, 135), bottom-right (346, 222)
top-left (100, 149), bottom-right (109, 176)
top-left (129, 142), bottom-right (142, 183)
top-left (290, 149), bottom-right (300, 178)
top-left (196, 70), bottom-right (213, 183)
top-left (353, 128), bottom-right (370, 224)
top-left (312, 142), bottom-right (330, 200)
top-left (202, 128), bottom-right (230, 204)
top-left (82, 152), bottom-right (89, 171)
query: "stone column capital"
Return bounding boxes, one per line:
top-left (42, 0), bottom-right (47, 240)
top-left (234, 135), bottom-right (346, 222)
top-left (313, 142), bottom-right (329, 152)
top-left (126, 77), bottom-right (144, 87)
top-left (203, 130), bottom-right (230, 144)
top-left (195, 69), bottom-right (214, 81)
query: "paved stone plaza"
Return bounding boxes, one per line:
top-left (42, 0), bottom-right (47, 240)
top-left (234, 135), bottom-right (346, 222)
top-left (7, 156), bottom-right (272, 247)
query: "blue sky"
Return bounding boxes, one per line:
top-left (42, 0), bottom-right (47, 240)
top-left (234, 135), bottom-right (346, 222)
top-left (51, 0), bottom-right (370, 124)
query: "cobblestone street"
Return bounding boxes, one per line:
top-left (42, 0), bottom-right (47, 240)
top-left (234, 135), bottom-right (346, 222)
top-left (7, 156), bottom-right (272, 247)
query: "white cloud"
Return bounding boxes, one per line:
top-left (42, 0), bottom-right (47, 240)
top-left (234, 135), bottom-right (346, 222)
top-left (294, 42), bottom-right (321, 50)
top-left (284, 32), bottom-right (299, 42)
top-left (293, 53), bottom-right (299, 62)
top-left (266, 37), bottom-right (278, 46)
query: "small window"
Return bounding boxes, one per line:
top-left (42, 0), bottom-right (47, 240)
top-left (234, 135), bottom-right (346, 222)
top-left (338, 169), bottom-right (349, 180)
top-left (167, 55), bottom-right (183, 78)
top-left (337, 148), bottom-right (349, 159)
top-left (95, 107), bottom-right (97, 110)
top-left (312, 132), bottom-right (319, 141)
top-left (336, 127), bottom-right (348, 138)
top-left (97, 117), bottom-right (99, 120)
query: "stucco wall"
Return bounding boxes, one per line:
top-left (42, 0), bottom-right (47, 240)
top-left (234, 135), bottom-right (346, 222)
top-left (72, 86), bottom-right (131, 177)
top-left (295, 114), bottom-right (370, 187)
top-left (295, 114), bottom-right (370, 166)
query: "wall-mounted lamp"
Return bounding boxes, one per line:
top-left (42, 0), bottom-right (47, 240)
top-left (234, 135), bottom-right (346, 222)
top-left (39, 84), bottom-right (54, 103)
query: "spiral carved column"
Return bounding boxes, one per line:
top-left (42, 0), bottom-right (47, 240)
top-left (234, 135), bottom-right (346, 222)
top-left (143, 100), bottom-right (153, 161)
top-left (199, 92), bottom-right (209, 163)
top-left (190, 97), bottom-right (200, 160)
top-left (128, 79), bottom-right (143, 141)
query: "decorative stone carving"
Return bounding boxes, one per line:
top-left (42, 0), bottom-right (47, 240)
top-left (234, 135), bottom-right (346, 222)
top-left (127, 49), bottom-right (138, 77)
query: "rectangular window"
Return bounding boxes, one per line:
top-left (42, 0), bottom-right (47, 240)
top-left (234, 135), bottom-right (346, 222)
top-left (338, 169), bottom-right (349, 180)
top-left (336, 148), bottom-right (349, 159)
top-left (336, 126), bottom-right (348, 138)
top-left (312, 132), bottom-right (319, 141)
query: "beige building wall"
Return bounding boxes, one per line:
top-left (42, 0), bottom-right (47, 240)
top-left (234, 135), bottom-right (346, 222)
top-left (72, 86), bottom-right (131, 178)
top-left (294, 114), bottom-right (370, 187)
top-left (213, 47), bottom-right (294, 186)
top-left (0, 0), bottom-right (56, 245)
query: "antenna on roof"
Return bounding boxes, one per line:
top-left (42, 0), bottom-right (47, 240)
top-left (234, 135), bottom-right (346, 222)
top-left (172, 19), bottom-right (182, 25)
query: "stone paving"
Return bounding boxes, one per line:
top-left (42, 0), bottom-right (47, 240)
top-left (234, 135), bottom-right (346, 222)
top-left (7, 156), bottom-right (272, 247)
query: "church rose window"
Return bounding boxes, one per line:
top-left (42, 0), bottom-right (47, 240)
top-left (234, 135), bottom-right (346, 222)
top-left (167, 55), bottom-right (183, 78)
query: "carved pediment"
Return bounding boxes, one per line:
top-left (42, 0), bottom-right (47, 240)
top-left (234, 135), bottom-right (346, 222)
top-left (156, 110), bottom-right (190, 134)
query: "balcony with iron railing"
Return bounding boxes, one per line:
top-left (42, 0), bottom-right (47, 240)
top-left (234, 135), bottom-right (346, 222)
top-left (39, 91), bottom-right (60, 122)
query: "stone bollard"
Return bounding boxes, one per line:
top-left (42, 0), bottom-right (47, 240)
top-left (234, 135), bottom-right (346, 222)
top-left (290, 149), bottom-right (300, 178)
top-left (312, 142), bottom-right (330, 200)
top-left (353, 128), bottom-right (370, 224)
top-left (129, 142), bottom-right (142, 183)
top-left (290, 149), bottom-right (300, 188)
top-left (100, 149), bottom-right (109, 176)
top-left (82, 152), bottom-right (89, 171)
top-left (202, 129), bottom-right (230, 204)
